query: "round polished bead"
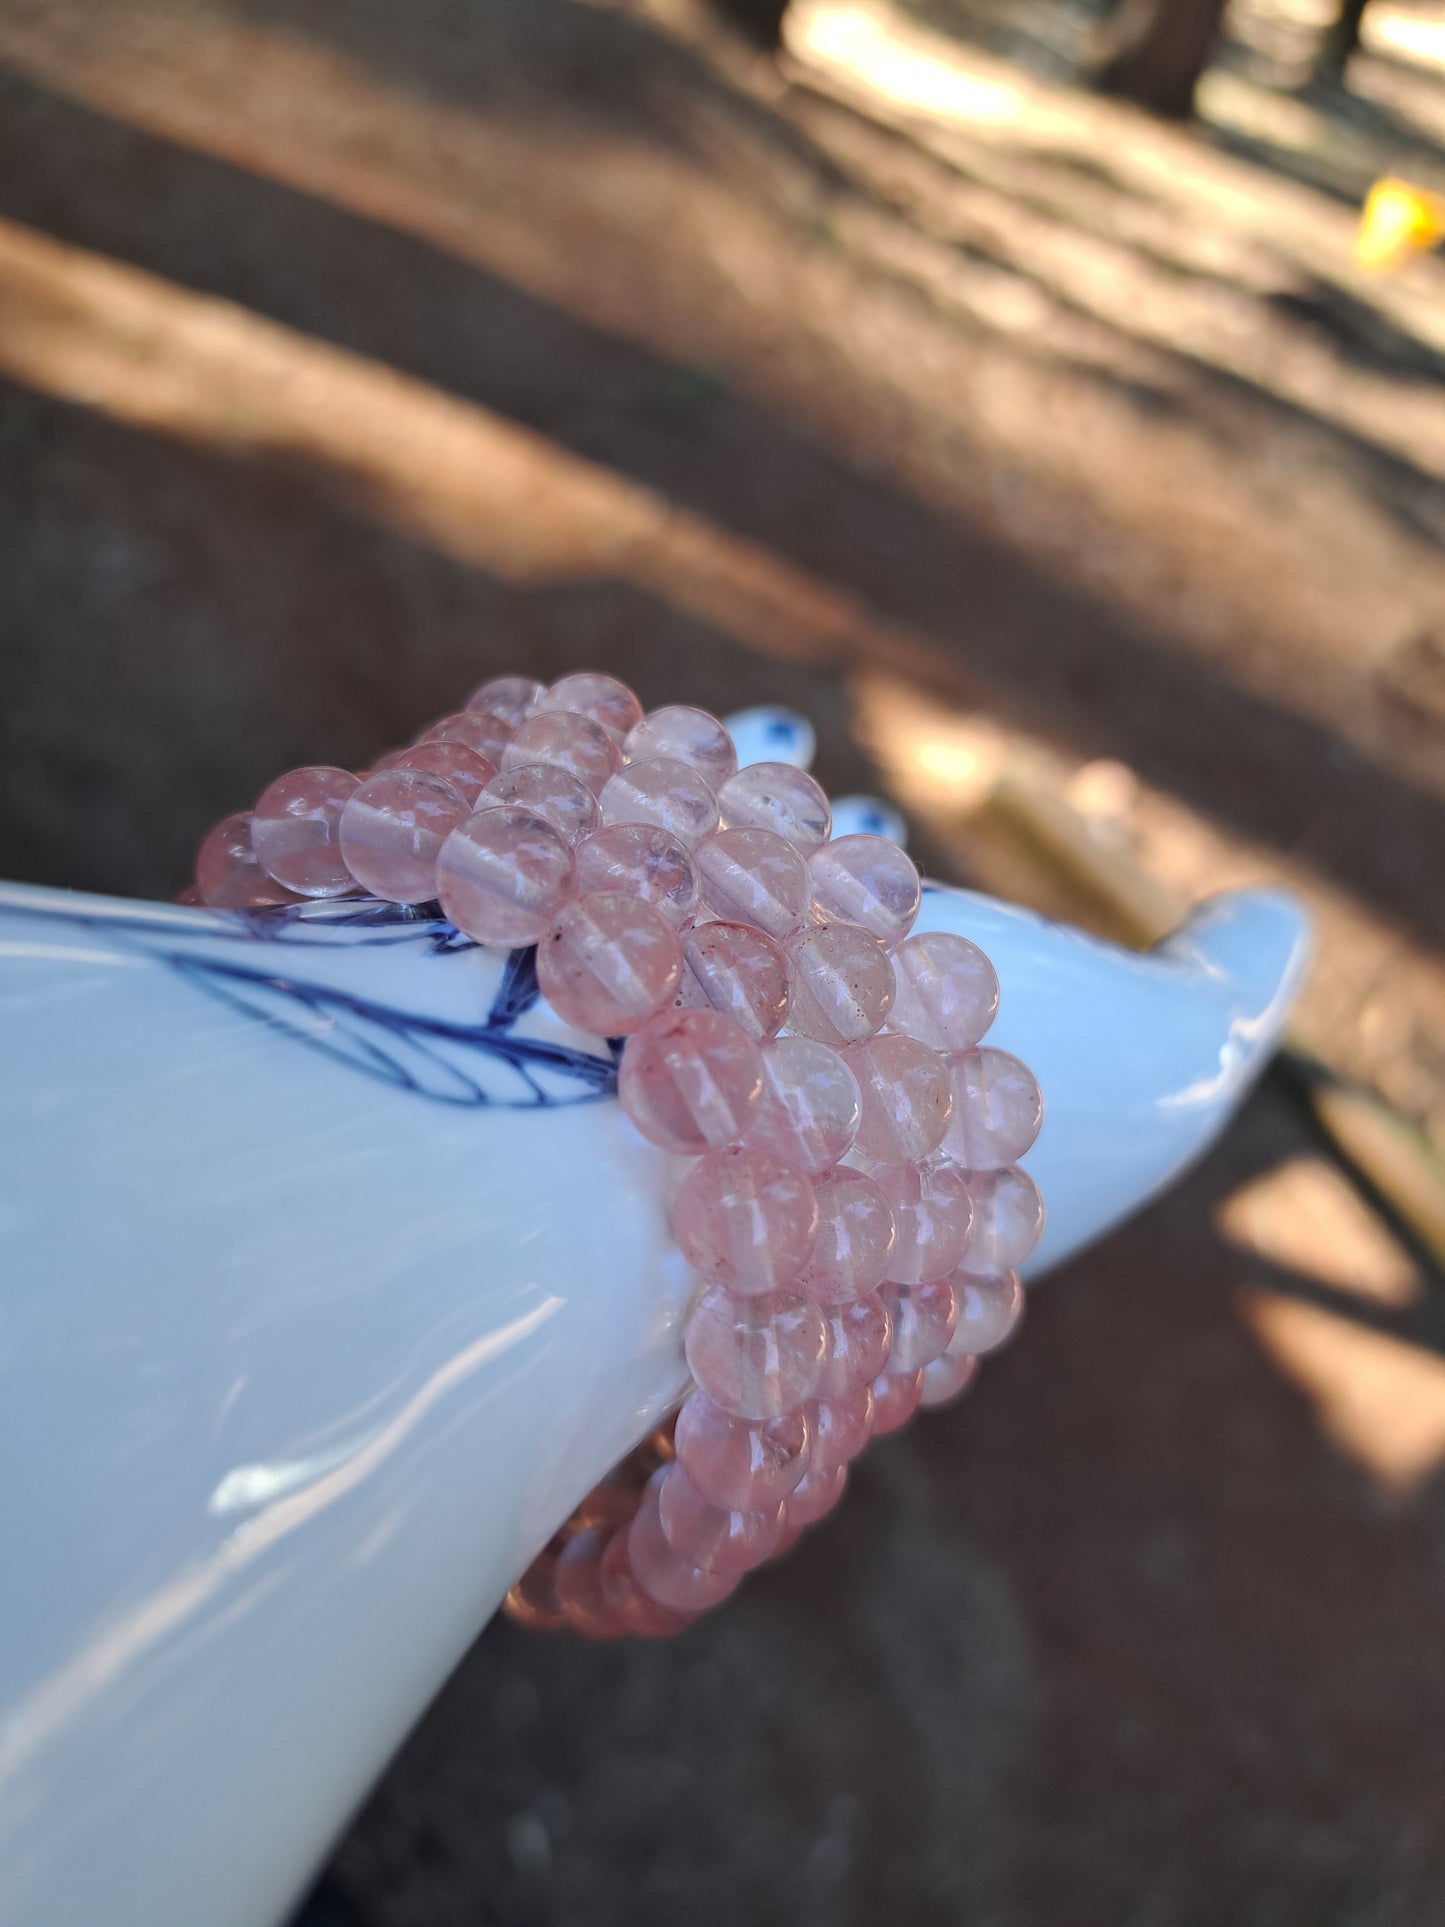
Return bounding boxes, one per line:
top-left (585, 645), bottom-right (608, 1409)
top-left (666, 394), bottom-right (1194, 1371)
top-left (873, 1160), bottom-right (975, 1286)
top-left (692, 826), bottom-right (811, 939)
top-left (949, 1266), bottom-right (1026, 1354)
top-left (598, 757), bottom-right (720, 846)
top-left (657, 1462), bottom-right (787, 1574)
top-left (956, 1167), bottom-right (1044, 1274)
top-left (882, 1277), bottom-right (959, 1372)
top-left (536, 672), bottom-right (644, 741)
top-left (808, 834), bottom-right (921, 946)
top-left (805, 1386), bottom-right (874, 1472)
top-left (625, 705), bottom-right (737, 788)
top-left (887, 931), bottom-right (999, 1052)
top-left (920, 1348), bottom-right (981, 1410)
top-left (627, 1475), bottom-right (739, 1614)
top-left (685, 1286), bottom-right (828, 1421)
top-left (718, 761), bottom-right (831, 851)
top-left (598, 1527), bottom-right (696, 1638)
top-left (943, 1048), bottom-right (1043, 1169)
top-left (869, 1369), bottom-right (925, 1436)
top-left (673, 1395), bottom-right (812, 1511)
top-left (555, 1526), bottom-right (623, 1639)
top-left (194, 813), bottom-right (300, 908)
top-left (844, 1033), bottom-right (953, 1163)
top-left (501, 711), bottom-right (621, 794)
top-left (503, 1550), bottom-right (565, 1631)
top-left (465, 674), bottom-right (542, 729)
top-left (477, 762), bottom-right (599, 843)
top-left (435, 804), bottom-right (576, 948)
top-left (675, 921), bottom-right (789, 1040)
top-left (785, 1459), bottom-right (848, 1529)
top-left (743, 1036), bottom-right (861, 1175)
top-left (380, 739), bottom-right (497, 806)
top-left (251, 766), bottom-right (360, 897)
top-left (813, 1291), bottom-right (892, 1398)
top-left (618, 1009), bottom-right (763, 1154)
top-left (672, 1146), bottom-right (819, 1296)
top-left (536, 891), bottom-right (681, 1036)
top-left (338, 769), bottom-right (471, 903)
top-left (786, 922), bottom-right (894, 1047)
top-left (793, 1168), bottom-right (896, 1305)
top-left (575, 823), bottom-right (699, 926)
top-left (425, 708), bottom-right (514, 766)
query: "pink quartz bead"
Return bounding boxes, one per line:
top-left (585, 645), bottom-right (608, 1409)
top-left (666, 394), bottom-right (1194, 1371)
top-left (657, 1462), bottom-right (787, 1574)
top-left (873, 1160), bottom-right (975, 1286)
top-left (718, 761), bottom-right (831, 851)
top-left (338, 768), bottom-right (471, 904)
top-left (920, 1348), bottom-right (981, 1410)
top-left (887, 931), bottom-right (999, 1052)
top-left (435, 804), bottom-right (576, 948)
top-left (785, 1459), bottom-right (848, 1529)
top-left (380, 739), bottom-right (497, 806)
top-left (943, 1048), bottom-right (1043, 1169)
top-left (671, 1146), bottom-right (819, 1296)
top-left (684, 1286), bottom-right (828, 1421)
top-left (555, 1526), bottom-right (623, 1639)
top-left (250, 766), bottom-right (360, 898)
top-left (536, 891), bottom-right (681, 1036)
top-left (813, 1291), bottom-right (892, 1398)
top-left (501, 710), bottom-right (621, 794)
top-left (673, 1395), bottom-right (812, 1511)
top-left (793, 1168), bottom-right (896, 1305)
top-left (882, 1277), bottom-right (959, 1372)
top-left (536, 671), bottom-right (644, 741)
top-left (627, 1476), bottom-right (740, 1614)
top-left (743, 1036), bottom-right (861, 1176)
top-left (949, 1266), bottom-right (1026, 1354)
top-left (598, 1528), bottom-right (696, 1638)
top-left (805, 1385), bottom-right (874, 1472)
top-left (504, 1551), bottom-right (565, 1632)
top-left (194, 813), bottom-right (300, 909)
top-left (692, 826), bottom-right (811, 939)
top-left (466, 674), bottom-right (542, 729)
top-left (575, 823), bottom-right (699, 926)
top-left (956, 1166), bottom-right (1044, 1274)
top-left (844, 1033), bottom-right (953, 1163)
top-left (477, 762), bottom-right (599, 843)
top-left (786, 922), bottom-right (894, 1047)
top-left (618, 1008), bottom-right (763, 1154)
top-left (807, 834), bottom-right (921, 947)
top-left (624, 705), bottom-right (737, 788)
top-left (598, 757), bottom-right (720, 847)
top-left (869, 1369), bottom-right (925, 1436)
top-left (675, 921), bottom-right (789, 1040)
top-left (425, 708), bottom-right (514, 766)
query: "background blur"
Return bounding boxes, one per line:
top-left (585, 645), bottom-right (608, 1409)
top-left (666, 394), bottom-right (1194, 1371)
top-left (2, 0), bottom-right (1444, 1920)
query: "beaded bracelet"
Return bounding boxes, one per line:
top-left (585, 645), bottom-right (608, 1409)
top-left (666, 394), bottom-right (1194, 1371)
top-left (187, 671), bottom-right (1042, 1640)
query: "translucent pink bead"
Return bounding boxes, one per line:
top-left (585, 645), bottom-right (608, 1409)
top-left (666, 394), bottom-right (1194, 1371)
top-left (786, 922), bottom-right (894, 1047)
top-left (873, 1160), bottom-right (975, 1286)
top-left (675, 922), bottom-right (789, 1040)
top-left (870, 1369), bottom-right (924, 1436)
top-left (575, 823), bottom-right (699, 926)
top-left (338, 769), bottom-right (471, 904)
top-left (627, 1475), bottom-right (739, 1613)
top-left (598, 757), bottom-right (720, 846)
top-left (844, 1033), bottom-right (953, 1162)
top-left (949, 1266), bottom-right (1025, 1354)
top-left (425, 708), bottom-right (514, 766)
top-left (251, 766), bottom-right (360, 897)
top-left (920, 1348), bottom-right (981, 1410)
top-left (657, 1462), bottom-right (787, 1574)
top-left (536, 672), bottom-right (644, 741)
top-left (625, 705), bottom-right (737, 788)
top-left (743, 1036), bottom-right (860, 1175)
top-left (793, 1168), bottom-right (896, 1305)
top-left (618, 1009), bottom-right (763, 1153)
top-left (672, 1146), bottom-right (819, 1296)
top-left (785, 1459), bottom-right (847, 1529)
top-left (466, 674), bottom-right (542, 729)
top-left (380, 739), bottom-right (497, 806)
top-left (435, 805), bottom-right (576, 948)
top-left (673, 1395), bottom-right (812, 1511)
top-left (956, 1167), bottom-right (1044, 1274)
top-left (808, 834), bottom-right (921, 946)
top-left (684, 1286), bottom-right (828, 1420)
top-left (501, 711), bottom-right (621, 794)
top-left (536, 891), bottom-right (681, 1036)
top-left (555, 1526), bottom-right (623, 1639)
top-left (504, 1552), bottom-right (564, 1631)
top-left (477, 763), bottom-right (598, 843)
top-left (887, 931), bottom-right (999, 1051)
top-left (692, 827), bottom-right (811, 939)
top-left (943, 1048), bottom-right (1043, 1168)
top-left (805, 1385), bottom-right (874, 1472)
top-left (718, 761), bottom-right (831, 850)
top-left (882, 1277), bottom-right (958, 1371)
top-left (813, 1291), bottom-right (892, 1398)
top-left (598, 1527), bottom-right (696, 1638)
top-left (194, 813), bottom-right (299, 908)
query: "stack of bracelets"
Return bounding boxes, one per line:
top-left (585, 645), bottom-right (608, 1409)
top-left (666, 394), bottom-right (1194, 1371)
top-left (187, 671), bottom-right (1042, 1639)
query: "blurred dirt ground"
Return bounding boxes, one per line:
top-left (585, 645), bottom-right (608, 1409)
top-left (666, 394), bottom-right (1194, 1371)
top-left (1, 0), bottom-right (1443, 1921)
